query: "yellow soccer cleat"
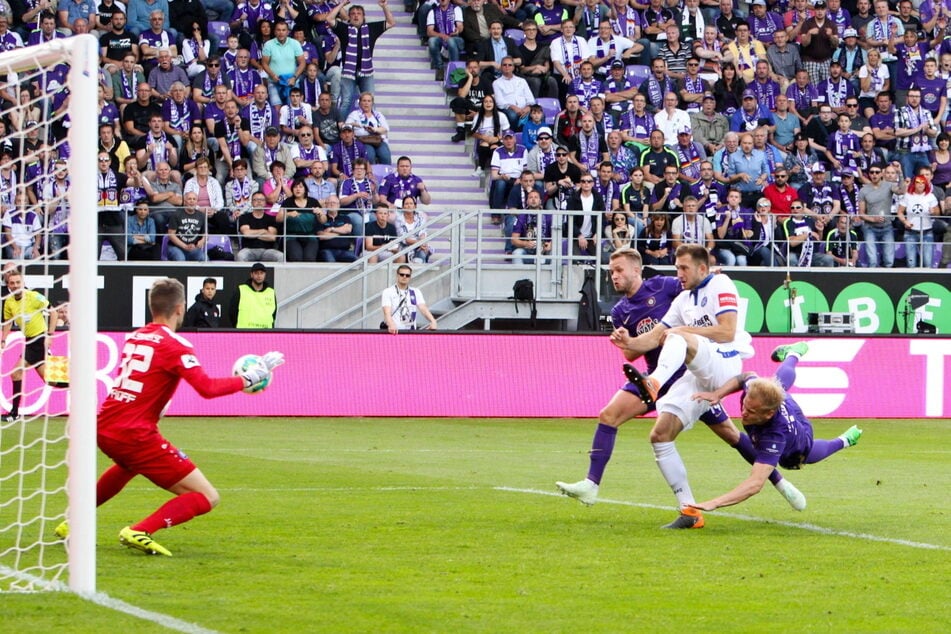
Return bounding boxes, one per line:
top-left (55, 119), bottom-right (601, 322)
top-left (119, 526), bottom-right (172, 557)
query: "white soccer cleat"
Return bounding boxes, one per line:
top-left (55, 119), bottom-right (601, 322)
top-left (774, 478), bottom-right (807, 512)
top-left (555, 479), bottom-right (599, 506)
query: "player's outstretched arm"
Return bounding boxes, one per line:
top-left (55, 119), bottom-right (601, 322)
top-left (690, 461), bottom-right (774, 511)
top-left (693, 372), bottom-right (754, 405)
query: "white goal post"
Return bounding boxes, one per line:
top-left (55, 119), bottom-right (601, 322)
top-left (0, 34), bottom-right (98, 594)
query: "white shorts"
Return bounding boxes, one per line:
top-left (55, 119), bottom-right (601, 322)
top-left (657, 337), bottom-right (743, 430)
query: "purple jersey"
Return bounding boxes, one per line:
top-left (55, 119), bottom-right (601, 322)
top-left (915, 74), bottom-right (946, 116)
top-left (611, 275), bottom-right (729, 425)
top-left (740, 376), bottom-right (814, 469)
top-left (379, 173), bottom-right (425, 205)
top-left (610, 275), bottom-right (682, 373)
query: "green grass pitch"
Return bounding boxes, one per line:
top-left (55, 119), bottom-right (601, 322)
top-left (4, 417), bottom-right (950, 633)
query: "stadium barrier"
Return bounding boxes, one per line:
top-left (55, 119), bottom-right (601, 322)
top-left (6, 332), bottom-right (948, 419)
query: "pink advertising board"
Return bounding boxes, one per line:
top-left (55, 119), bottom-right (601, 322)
top-left (4, 333), bottom-right (949, 419)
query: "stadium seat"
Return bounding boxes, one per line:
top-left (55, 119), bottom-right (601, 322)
top-left (159, 235), bottom-right (170, 261)
top-left (504, 29), bottom-right (526, 46)
top-left (205, 234), bottom-right (234, 258)
top-left (208, 22), bottom-right (230, 49)
top-left (443, 60), bottom-right (466, 91)
top-left (372, 163), bottom-right (394, 183)
top-left (625, 65), bottom-right (651, 89)
top-left (536, 98), bottom-right (560, 125)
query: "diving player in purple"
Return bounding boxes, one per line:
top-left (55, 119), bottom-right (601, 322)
top-left (689, 341), bottom-right (862, 513)
top-left (555, 248), bottom-right (806, 511)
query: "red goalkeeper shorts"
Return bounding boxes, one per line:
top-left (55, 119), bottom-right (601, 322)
top-left (98, 431), bottom-right (197, 490)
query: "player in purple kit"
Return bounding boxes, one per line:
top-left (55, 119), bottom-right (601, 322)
top-left (689, 342), bottom-right (862, 513)
top-left (556, 248), bottom-right (806, 511)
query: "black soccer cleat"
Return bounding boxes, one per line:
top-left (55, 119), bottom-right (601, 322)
top-left (623, 363), bottom-right (659, 407)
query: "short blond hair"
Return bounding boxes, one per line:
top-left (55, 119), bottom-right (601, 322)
top-left (610, 247), bottom-right (642, 267)
top-left (746, 377), bottom-right (785, 412)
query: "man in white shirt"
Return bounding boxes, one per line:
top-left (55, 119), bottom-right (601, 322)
top-left (550, 19), bottom-right (592, 102)
top-left (653, 91), bottom-right (692, 146)
top-left (611, 243), bottom-right (754, 530)
top-left (493, 56), bottom-right (536, 129)
top-left (381, 265), bottom-right (438, 334)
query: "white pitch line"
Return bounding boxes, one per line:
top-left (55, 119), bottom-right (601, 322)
top-left (0, 566), bottom-right (219, 633)
top-left (84, 592), bottom-right (220, 634)
top-left (495, 486), bottom-right (951, 552)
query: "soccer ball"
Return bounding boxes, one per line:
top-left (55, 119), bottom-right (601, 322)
top-left (232, 354), bottom-right (271, 394)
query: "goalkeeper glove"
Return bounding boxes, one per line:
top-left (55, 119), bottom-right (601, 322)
top-left (261, 351), bottom-right (285, 371)
top-left (240, 364), bottom-right (270, 390)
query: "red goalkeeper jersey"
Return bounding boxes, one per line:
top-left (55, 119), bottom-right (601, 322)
top-left (98, 322), bottom-right (243, 440)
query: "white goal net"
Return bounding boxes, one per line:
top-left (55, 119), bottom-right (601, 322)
top-left (0, 34), bottom-right (98, 594)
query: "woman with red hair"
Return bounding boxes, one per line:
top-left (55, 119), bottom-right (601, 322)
top-left (897, 175), bottom-right (939, 268)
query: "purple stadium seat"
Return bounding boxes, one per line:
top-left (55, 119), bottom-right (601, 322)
top-left (535, 98), bottom-right (560, 125)
top-left (205, 234), bottom-right (234, 258)
top-left (625, 65), bottom-right (651, 89)
top-left (372, 163), bottom-right (395, 183)
top-left (504, 29), bottom-right (526, 46)
top-left (208, 22), bottom-right (230, 49)
top-left (443, 60), bottom-right (467, 91)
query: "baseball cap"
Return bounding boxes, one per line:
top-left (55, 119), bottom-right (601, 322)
top-left (812, 0), bottom-right (827, 7)
top-left (701, 92), bottom-right (715, 102)
top-left (840, 168), bottom-right (855, 177)
top-left (251, 262), bottom-right (266, 272)
top-left (264, 125), bottom-right (280, 136)
top-left (610, 59), bottom-right (625, 69)
top-left (742, 89), bottom-right (756, 99)
top-left (341, 123), bottom-right (354, 131)
top-left (537, 126), bottom-right (553, 139)
top-left (677, 126), bottom-right (691, 135)
top-left (502, 130), bottom-right (516, 138)
top-left (843, 27), bottom-right (858, 38)
top-left (811, 163), bottom-right (827, 173)
top-left (751, 0), bottom-right (766, 5)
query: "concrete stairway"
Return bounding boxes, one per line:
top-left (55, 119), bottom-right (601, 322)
top-left (366, 6), bottom-right (489, 216)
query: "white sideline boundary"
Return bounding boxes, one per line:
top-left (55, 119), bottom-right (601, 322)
top-left (0, 565), bottom-right (219, 633)
top-left (496, 486), bottom-right (951, 552)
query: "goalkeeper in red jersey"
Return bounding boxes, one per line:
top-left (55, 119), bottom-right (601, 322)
top-left (56, 278), bottom-right (284, 556)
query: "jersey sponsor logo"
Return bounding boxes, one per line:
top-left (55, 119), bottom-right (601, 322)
top-left (719, 293), bottom-right (738, 308)
top-left (635, 316), bottom-right (658, 336)
top-left (181, 354), bottom-right (200, 369)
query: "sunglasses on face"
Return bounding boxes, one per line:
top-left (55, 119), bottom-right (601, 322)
top-left (398, 272), bottom-right (411, 278)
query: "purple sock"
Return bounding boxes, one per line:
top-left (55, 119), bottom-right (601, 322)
top-left (734, 433), bottom-right (782, 485)
top-left (587, 424), bottom-right (617, 485)
top-left (805, 438), bottom-right (846, 464)
top-left (775, 355), bottom-right (799, 391)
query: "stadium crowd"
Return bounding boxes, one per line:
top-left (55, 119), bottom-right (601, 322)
top-left (0, 0), bottom-right (948, 267)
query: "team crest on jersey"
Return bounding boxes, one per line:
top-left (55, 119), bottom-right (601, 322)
top-left (701, 296), bottom-right (708, 307)
top-left (181, 354), bottom-right (200, 369)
